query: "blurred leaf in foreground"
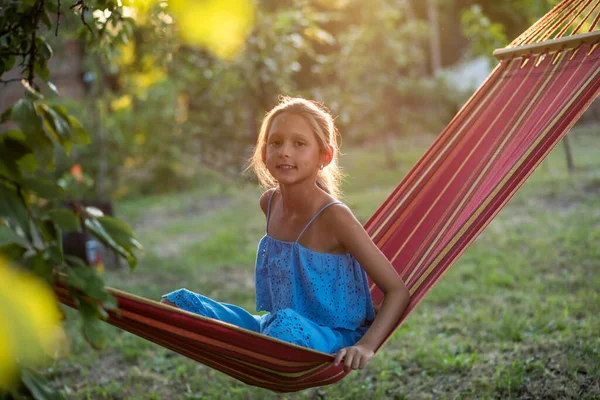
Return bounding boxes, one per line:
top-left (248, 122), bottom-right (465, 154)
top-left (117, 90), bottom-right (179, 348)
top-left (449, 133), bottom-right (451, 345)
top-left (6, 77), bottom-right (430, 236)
top-left (0, 257), bottom-right (66, 390)
top-left (169, 0), bottom-right (255, 60)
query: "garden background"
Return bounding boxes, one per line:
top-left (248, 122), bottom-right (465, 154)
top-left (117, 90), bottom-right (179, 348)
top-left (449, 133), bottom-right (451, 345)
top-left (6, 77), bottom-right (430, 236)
top-left (0, 0), bottom-right (598, 398)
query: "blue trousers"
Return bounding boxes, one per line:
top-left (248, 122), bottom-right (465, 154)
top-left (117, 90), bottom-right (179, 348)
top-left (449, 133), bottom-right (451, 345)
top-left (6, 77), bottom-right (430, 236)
top-left (162, 288), bottom-right (367, 354)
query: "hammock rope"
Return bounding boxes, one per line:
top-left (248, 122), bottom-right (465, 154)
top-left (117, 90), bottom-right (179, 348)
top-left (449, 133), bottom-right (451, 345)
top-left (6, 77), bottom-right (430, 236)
top-left (511, 0), bottom-right (600, 46)
top-left (56, 0), bottom-right (600, 392)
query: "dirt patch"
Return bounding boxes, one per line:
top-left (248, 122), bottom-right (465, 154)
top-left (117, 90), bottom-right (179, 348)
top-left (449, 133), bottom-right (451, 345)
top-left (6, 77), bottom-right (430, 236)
top-left (129, 195), bottom-right (233, 260)
top-left (52, 352), bottom-right (183, 400)
top-left (205, 265), bottom-right (255, 292)
top-left (153, 232), bottom-right (209, 259)
top-left (133, 196), bottom-right (232, 234)
top-left (538, 178), bottom-right (600, 212)
top-left (478, 341), bottom-right (600, 400)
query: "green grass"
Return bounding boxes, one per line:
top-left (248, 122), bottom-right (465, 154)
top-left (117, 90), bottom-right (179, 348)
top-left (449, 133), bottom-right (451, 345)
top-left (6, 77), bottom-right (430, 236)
top-left (44, 124), bottom-right (600, 399)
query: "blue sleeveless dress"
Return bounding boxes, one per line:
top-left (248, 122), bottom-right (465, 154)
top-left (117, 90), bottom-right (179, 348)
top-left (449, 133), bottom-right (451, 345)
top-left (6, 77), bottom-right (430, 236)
top-left (162, 193), bottom-right (375, 354)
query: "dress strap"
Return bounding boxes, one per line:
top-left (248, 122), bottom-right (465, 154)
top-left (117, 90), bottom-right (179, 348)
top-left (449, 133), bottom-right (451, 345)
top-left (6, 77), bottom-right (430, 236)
top-left (265, 189), bottom-right (276, 234)
top-left (296, 201), bottom-right (343, 242)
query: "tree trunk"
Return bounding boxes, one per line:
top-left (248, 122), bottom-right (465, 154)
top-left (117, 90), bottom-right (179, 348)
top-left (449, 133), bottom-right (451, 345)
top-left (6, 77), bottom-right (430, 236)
top-left (93, 56), bottom-right (108, 200)
top-left (383, 133), bottom-right (397, 169)
top-left (427, 0), bottom-right (442, 74)
top-left (403, 0), bottom-right (416, 20)
top-left (95, 102), bottom-right (108, 199)
top-left (563, 135), bottom-right (575, 173)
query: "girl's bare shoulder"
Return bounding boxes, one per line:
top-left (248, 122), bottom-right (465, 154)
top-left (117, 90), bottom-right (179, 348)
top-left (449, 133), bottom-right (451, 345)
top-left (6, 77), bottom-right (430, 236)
top-left (259, 188), bottom-right (278, 216)
top-left (320, 200), bottom-right (360, 229)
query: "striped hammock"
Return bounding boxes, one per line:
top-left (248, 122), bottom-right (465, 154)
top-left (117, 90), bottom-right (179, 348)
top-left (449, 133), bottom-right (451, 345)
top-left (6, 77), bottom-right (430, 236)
top-left (56, 0), bottom-right (600, 392)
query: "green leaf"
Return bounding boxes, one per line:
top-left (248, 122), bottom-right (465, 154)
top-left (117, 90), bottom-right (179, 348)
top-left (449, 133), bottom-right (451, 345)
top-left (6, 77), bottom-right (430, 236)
top-left (98, 216), bottom-right (142, 268)
top-left (62, 138), bottom-right (73, 155)
top-left (38, 104), bottom-right (71, 140)
top-left (65, 255), bottom-right (88, 269)
top-left (0, 136), bottom-right (33, 161)
top-left (45, 242), bottom-right (64, 265)
top-left (102, 294), bottom-right (118, 311)
top-left (21, 177), bottom-right (65, 200)
top-left (41, 10), bottom-right (52, 30)
top-left (23, 80), bottom-right (44, 101)
top-left (67, 115), bottom-right (90, 145)
top-left (49, 209), bottom-right (81, 233)
top-left (0, 182), bottom-right (32, 241)
top-left (0, 242), bottom-right (28, 261)
top-left (21, 367), bottom-right (65, 400)
top-left (34, 59), bottom-right (51, 82)
top-left (28, 253), bottom-right (54, 284)
top-left (12, 99), bottom-right (42, 135)
top-left (47, 81), bottom-right (59, 95)
top-left (67, 266), bottom-right (110, 303)
top-left (49, 105), bottom-right (70, 120)
top-left (67, 268), bottom-right (87, 293)
top-left (46, 1), bottom-right (58, 12)
top-left (82, 313), bottom-right (106, 349)
top-left (10, 102), bottom-right (54, 169)
top-left (85, 216), bottom-right (140, 270)
top-left (38, 38), bottom-right (53, 60)
top-left (118, 30), bottom-right (129, 45)
top-left (98, 215), bottom-right (137, 237)
top-left (0, 136), bottom-right (30, 180)
top-left (0, 157), bottom-right (23, 181)
top-left (86, 207), bottom-right (104, 218)
top-left (76, 296), bottom-right (107, 349)
top-left (3, 129), bottom-right (26, 141)
top-left (18, 154), bottom-right (38, 174)
top-left (18, 0), bottom-right (37, 11)
top-left (56, 229), bottom-right (63, 260)
top-left (5, 55), bottom-right (16, 71)
top-left (39, 218), bottom-right (58, 242)
top-left (1, 106), bottom-right (13, 123)
top-left (25, 129), bottom-right (55, 170)
top-left (75, 25), bottom-right (91, 40)
top-left (47, 105), bottom-right (89, 145)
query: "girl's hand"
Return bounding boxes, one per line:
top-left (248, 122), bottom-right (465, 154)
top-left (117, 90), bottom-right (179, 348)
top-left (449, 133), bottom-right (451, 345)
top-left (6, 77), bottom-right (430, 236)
top-left (333, 345), bottom-right (375, 371)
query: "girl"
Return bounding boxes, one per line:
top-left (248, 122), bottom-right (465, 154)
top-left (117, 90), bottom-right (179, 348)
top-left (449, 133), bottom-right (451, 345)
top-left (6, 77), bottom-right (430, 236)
top-left (161, 96), bottom-right (409, 371)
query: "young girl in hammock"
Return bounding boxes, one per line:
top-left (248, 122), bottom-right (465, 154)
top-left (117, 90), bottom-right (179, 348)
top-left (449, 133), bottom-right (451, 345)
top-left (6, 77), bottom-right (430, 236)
top-left (161, 96), bottom-right (409, 371)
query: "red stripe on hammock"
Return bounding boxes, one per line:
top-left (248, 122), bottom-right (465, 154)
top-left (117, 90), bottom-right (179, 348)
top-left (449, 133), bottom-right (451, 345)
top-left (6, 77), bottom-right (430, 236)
top-left (402, 44), bottom-right (600, 315)
top-left (409, 53), bottom-right (570, 283)
top-left (364, 62), bottom-right (509, 240)
top-left (395, 57), bottom-right (546, 287)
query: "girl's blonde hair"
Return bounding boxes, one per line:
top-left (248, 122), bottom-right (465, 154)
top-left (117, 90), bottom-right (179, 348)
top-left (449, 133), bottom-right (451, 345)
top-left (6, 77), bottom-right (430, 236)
top-left (249, 96), bottom-right (343, 199)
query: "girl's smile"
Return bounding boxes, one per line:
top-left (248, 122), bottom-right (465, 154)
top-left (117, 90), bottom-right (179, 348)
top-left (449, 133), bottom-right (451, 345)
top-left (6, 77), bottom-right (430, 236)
top-left (265, 112), bottom-right (322, 184)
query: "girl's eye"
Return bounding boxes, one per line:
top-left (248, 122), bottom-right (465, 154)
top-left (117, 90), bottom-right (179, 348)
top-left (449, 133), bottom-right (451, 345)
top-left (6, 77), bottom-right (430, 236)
top-left (296, 141), bottom-right (305, 146)
top-left (270, 140), bottom-right (281, 146)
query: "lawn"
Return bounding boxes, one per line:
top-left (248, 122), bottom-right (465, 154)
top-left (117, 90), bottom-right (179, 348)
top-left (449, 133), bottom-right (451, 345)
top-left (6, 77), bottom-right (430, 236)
top-left (45, 123), bottom-right (600, 399)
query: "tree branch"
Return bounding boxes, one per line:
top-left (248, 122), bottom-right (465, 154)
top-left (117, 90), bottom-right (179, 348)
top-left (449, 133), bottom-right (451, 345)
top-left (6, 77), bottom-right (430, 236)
top-left (55, 0), bottom-right (61, 36)
top-left (0, 51), bottom-right (28, 57)
top-left (0, 78), bottom-right (22, 86)
top-left (0, 24), bottom-right (19, 38)
top-left (70, 0), bottom-right (94, 36)
top-left (26, 0), bottom-right (46, 86)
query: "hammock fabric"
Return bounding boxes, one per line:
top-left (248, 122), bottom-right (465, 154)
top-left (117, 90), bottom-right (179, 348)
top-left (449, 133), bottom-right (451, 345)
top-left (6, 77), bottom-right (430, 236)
top-left (56, 0), bottom-right (600, 392)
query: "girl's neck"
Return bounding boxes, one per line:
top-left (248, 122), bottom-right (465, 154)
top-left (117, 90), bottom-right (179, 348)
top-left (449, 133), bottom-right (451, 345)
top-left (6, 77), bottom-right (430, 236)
top-left (278, 182), bottom-right (323, 215)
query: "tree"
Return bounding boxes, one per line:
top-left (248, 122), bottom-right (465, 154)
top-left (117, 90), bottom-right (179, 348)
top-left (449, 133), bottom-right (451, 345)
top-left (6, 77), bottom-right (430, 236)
top-left (1, 0), bottom-right (261, 393)
top-left (0, 1), bottom-right (149, 397)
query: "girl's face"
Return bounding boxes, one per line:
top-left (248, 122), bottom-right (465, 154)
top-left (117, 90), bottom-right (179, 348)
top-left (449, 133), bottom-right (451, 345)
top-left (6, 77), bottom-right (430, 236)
top-left (263, 112), bottom-right (325, 187)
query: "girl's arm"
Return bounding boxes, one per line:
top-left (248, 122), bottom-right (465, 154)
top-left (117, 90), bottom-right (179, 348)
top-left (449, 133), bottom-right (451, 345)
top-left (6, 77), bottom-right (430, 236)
top-left (329, 206), bottom-right (410, 371)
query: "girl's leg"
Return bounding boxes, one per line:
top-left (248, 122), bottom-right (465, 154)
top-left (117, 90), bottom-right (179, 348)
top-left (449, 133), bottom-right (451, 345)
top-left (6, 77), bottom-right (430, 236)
top-left (161, 288), bottom-right (262, 332)
top-left (261, 308), bottom-right (348, 354)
